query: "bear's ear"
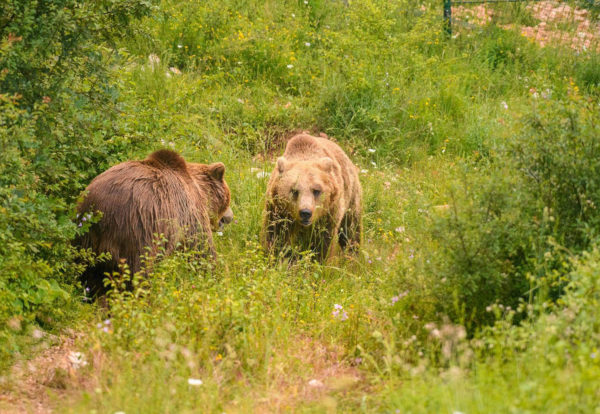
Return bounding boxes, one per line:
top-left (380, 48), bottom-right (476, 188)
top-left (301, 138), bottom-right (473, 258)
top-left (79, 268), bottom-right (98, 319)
top-left (319, 157), bottom-right (335, 173)
top-left (277, 157), bottom-right (287, 174)
top-left (208, 162), bottom-right (225, 181)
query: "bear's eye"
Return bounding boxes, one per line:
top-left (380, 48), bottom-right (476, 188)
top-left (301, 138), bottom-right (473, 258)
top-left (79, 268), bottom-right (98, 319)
top-left (291, 189), bottom-right (299, 198)
top-left (313, 189), bottom-right (322, 198)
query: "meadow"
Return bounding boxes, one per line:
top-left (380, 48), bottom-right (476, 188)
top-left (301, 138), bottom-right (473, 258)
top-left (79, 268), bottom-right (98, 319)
top-left (1, 0), bottom-right (600, 412)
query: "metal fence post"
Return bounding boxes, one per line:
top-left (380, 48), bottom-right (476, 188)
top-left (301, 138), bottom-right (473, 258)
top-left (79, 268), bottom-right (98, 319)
top-left (444, 0), bottom-right (452, 36)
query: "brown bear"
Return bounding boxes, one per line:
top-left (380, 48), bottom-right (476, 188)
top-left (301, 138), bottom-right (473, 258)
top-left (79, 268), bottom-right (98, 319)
top-left (261, 133), bottom-right (362, 261)
top-left (76, 149), bottom-right (233, 296)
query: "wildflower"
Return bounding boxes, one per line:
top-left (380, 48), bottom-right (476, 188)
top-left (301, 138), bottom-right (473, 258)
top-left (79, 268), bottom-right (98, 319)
top-left (541, 89), bottom-right (552, 99)
top-left (148, 54), bottom-right (160, 65)
top-left (68, 351), bottom-right (88, 369)
top-left (354, 357), bottom-right (363, 364)
top-left (291, 13), bottom-right (296, 18)
top-left (216, 231), bottom-right (223, 236)
top-left (305, 42), bottom-right (311, 47)
top-left (360, 169), bottom-right (368, 174)
top-left (104, 319), bottom-right (111, 325)
top-left (169, 67), bottom-right (182, 75)
top-left (391, 291), bottom-right (408, 305)
top-left (371, 161), bottom-right (376, 167)
top-left (395, 226), bottom-right (405, 233)
top-left (102, 326), bottom-right (110, 333)
top-left (187, 378), bottom-right (203, 386)
top-left (501, 101), bottom-right (508, 110)
top-left (529, 87), bottom-right (539, 99)
top-left (304, 0), bottom-right (309, 4)
top-left (177, 44), bottom-right (183, 49)
top-left (368, 148), bottom-right (376, 153)
top-left (308, 379), bottom-right (323, 387)
top-left (287, 64), bottom-right (294, 69)
top-left (256, 171), bottom-right (269, 179)
top-left (332, 304), bottom-right (348, 321)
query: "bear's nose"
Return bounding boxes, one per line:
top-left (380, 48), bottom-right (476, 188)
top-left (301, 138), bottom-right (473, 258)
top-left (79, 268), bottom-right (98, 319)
top-left (299, 209), bottom-right (312, 222)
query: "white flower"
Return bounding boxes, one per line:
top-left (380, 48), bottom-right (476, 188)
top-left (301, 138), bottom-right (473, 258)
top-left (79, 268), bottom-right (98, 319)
top-left (256, 171), bottom-right (269, 179)
top-left (177, 44), bottom-right (183, 49)
top-left (68, 351), bottom-right (88, 369)
top-left (360, 169), bottom-right (368, 174)
top-left (216, 231), bottom-right (223, 236)
top-left (501, 101), bottom-right (508, 110)
top-left (114, 412), bottom-right (126, 414)
top-left (305, 42), bottom-right (311, 47)
top-left (169, 67), bottom-right (182, 75)
top-left (291, 13), bottom-right (296, 17)
top-left (368, 148), bottom-right (376, 153)
top-left (308, 379), bottom-right (323, 387)
top-left (187, 378), bottom-right (203, 386)
top-left (304, 0), bottom-right (309, 4)
top-left (395, 226), bottom-right (405, 233)
top-left (287, 64), bottom-right (294, 69)
top-left (370, 161), bottom-right (376, 167)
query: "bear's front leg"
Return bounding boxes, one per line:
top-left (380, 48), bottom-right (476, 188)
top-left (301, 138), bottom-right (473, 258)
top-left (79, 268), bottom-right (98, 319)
top-left (338, 207), bottom-right (362, 254)
top-left (262, 203), bottom-right (294, 256)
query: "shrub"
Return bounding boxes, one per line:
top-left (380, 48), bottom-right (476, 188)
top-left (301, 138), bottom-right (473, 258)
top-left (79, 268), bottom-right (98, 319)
top-left (0, 0), bottom-right (152, 368)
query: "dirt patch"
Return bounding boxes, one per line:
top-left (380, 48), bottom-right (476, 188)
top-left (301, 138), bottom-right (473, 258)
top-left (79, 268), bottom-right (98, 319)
top-left (252, 335), bottom-right (364, 413)
top-left (454, 1), bottom-right (600, 52)
top-left (0, 332), bottom-right (95, 414)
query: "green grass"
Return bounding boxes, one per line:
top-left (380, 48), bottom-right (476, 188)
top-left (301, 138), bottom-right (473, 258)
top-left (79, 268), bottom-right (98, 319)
top-left (3, 0), bottom-right (600, 412)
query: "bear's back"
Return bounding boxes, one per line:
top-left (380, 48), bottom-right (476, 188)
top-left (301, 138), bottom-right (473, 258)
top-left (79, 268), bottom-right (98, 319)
top-left (78, 152), bottom-right (207, 276)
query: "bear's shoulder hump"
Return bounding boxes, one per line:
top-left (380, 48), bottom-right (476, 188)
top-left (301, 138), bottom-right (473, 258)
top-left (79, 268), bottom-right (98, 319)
top-left (146, 149), bottom-right (188, 173)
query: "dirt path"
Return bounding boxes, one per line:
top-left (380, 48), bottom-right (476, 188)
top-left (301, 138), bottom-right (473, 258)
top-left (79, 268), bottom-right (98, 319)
top-left (0, 333), bottom-right (92, 414)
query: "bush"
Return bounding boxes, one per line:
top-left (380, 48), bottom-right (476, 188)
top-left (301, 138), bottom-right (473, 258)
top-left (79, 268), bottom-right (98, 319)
top-left (0, 0), bottom-right (152, 368)
top-left (429, 89), bottom-right (600, 328)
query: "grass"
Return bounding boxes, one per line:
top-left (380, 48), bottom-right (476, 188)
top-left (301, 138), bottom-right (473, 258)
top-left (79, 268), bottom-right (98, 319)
top-left (3, 0), bottom-right (600, 412)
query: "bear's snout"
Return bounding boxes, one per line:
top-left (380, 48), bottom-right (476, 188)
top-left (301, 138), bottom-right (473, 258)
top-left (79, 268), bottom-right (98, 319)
top-left (299, 209), bottom-right (313, 225)
top-left (219, 207), bottom-right (234, 228)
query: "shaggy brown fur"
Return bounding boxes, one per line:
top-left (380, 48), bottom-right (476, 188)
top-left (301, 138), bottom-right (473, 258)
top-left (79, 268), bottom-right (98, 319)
top-left (261, 134), bottom-right (362, 262)
top-left (76, 149), bottom-right (233, 296)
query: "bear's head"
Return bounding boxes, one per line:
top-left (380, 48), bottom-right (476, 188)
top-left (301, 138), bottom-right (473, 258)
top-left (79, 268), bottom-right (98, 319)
top-left (274, 156), bottom-right (336, 226)
top-left (188, 162), bottom-right (233, 230)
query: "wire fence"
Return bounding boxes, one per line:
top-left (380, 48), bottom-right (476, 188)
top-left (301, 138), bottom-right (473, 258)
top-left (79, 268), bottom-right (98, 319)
top-left (444, 0), bottom-right (600, 53)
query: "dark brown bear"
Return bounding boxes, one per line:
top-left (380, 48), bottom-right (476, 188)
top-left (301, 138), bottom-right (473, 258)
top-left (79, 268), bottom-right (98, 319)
top-left (261, 133), bottom-right (362, 262)
top-left (76, 149), bottom-right (233, 296)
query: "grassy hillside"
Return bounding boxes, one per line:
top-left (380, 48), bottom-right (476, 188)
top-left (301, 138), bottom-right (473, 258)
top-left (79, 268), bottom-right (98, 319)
top-left (1, 0), bottom-right (600, 412)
